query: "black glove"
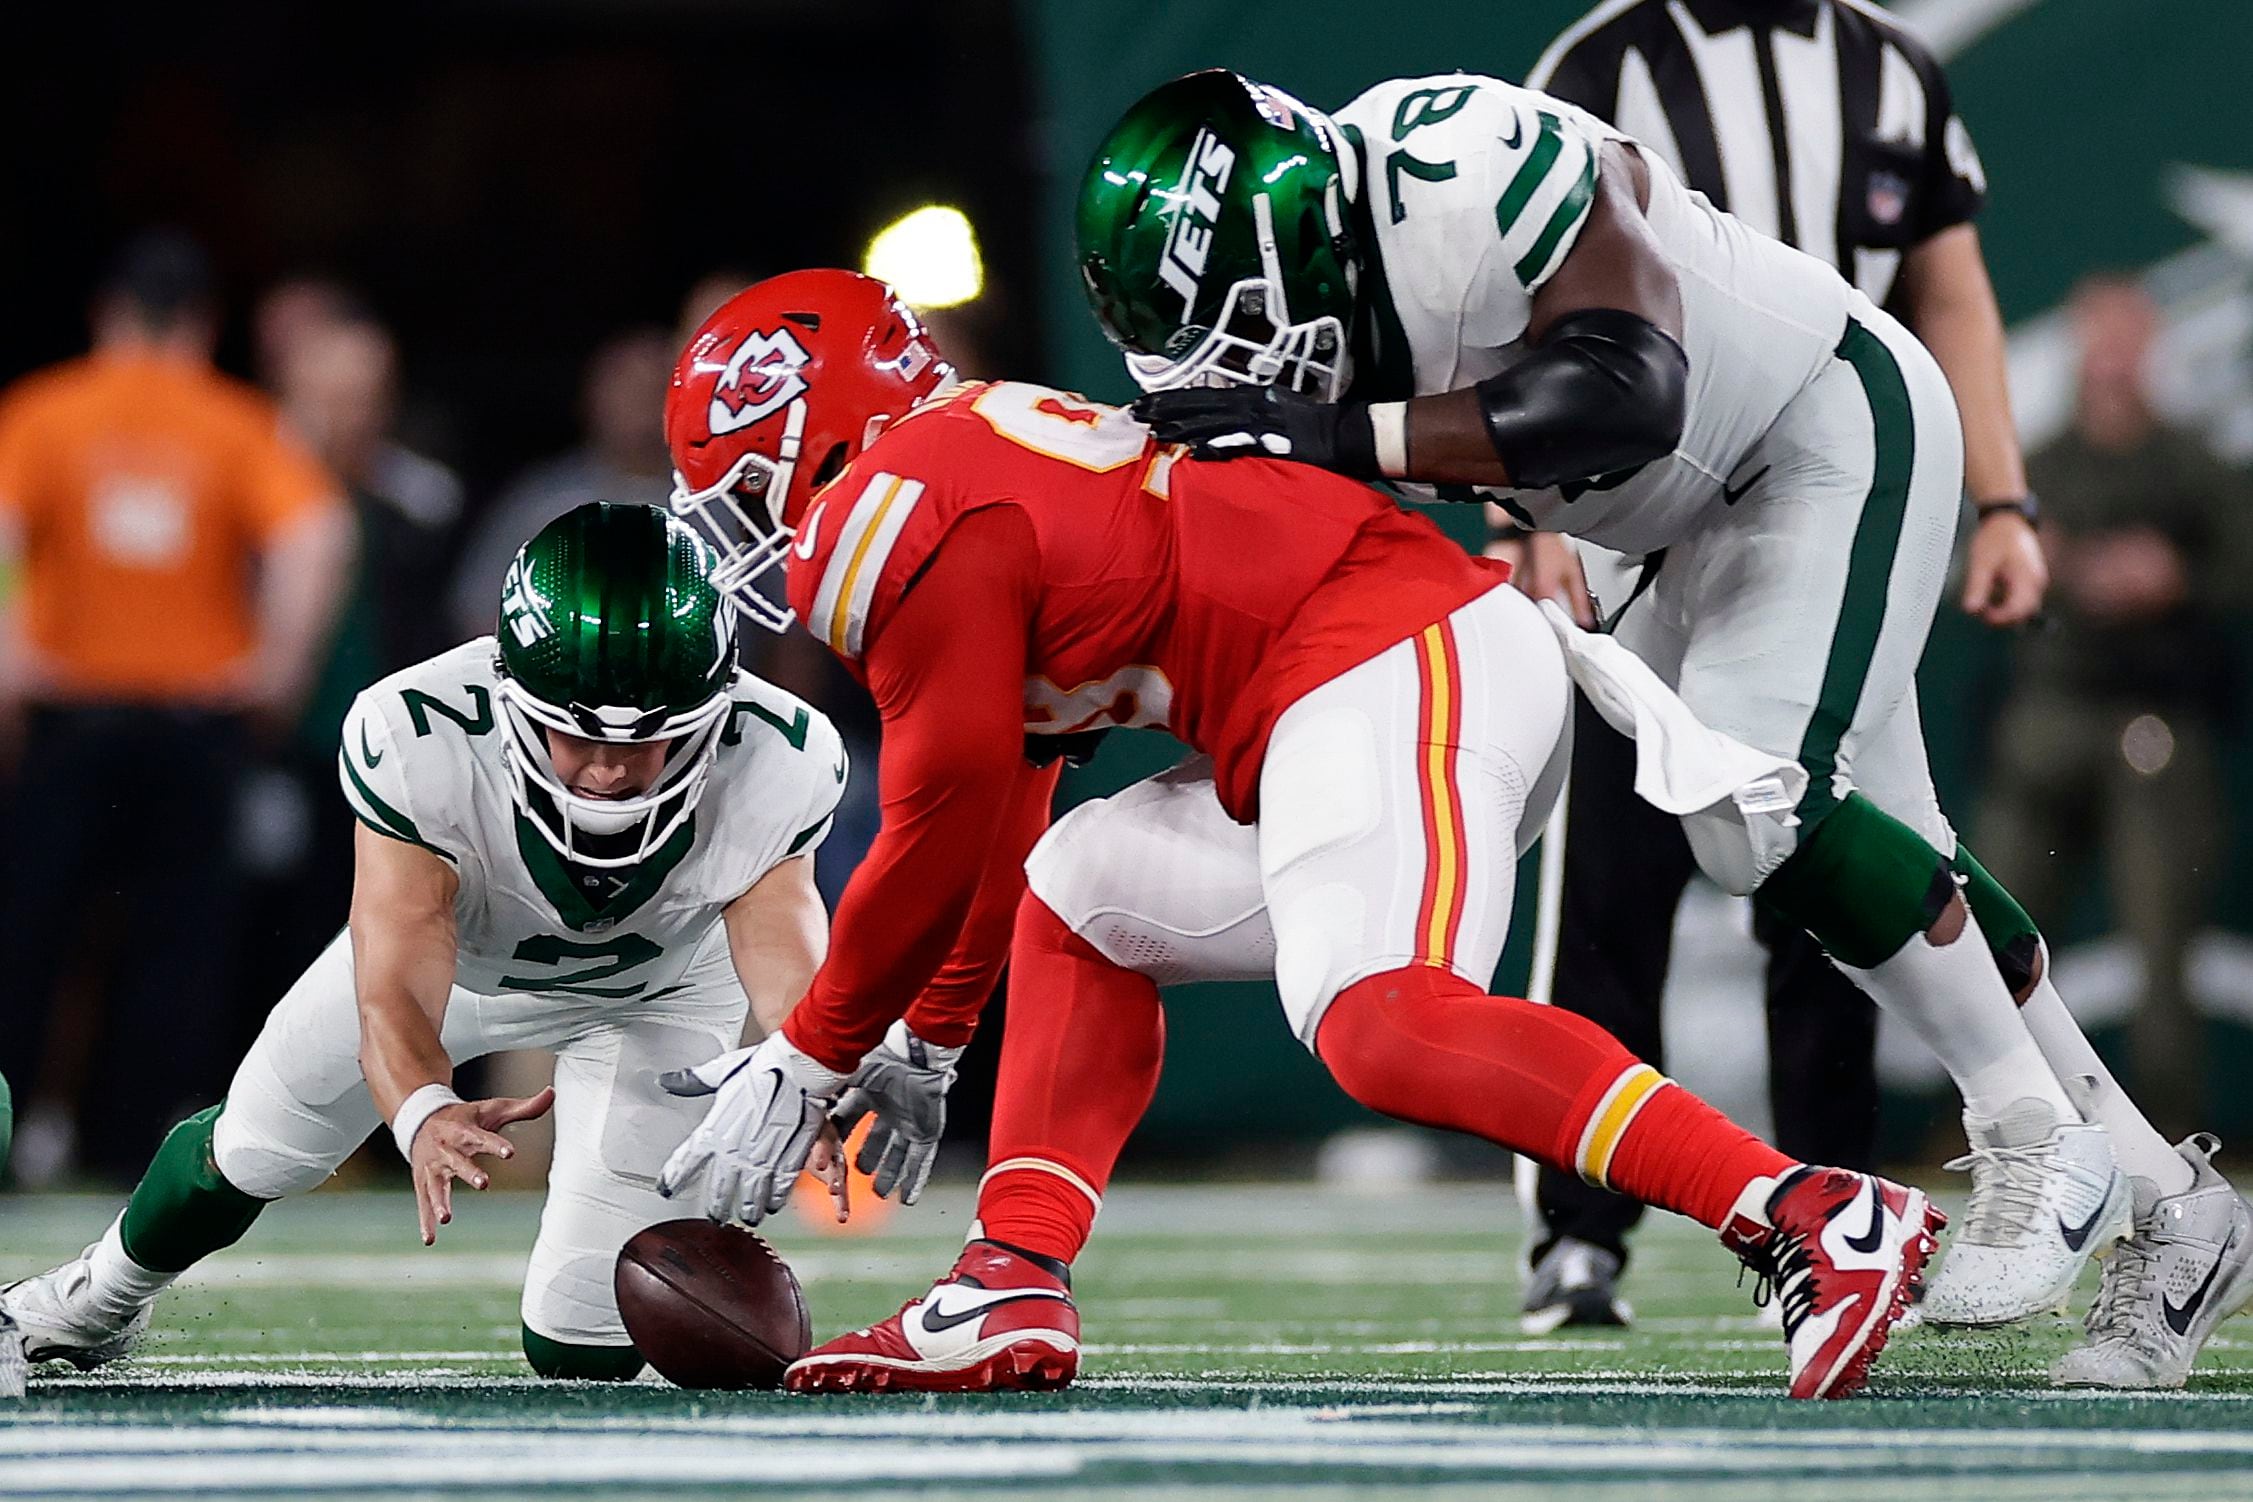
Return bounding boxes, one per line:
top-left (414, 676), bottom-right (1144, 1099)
top-left (1131, 387), bottom-right (1380, 478)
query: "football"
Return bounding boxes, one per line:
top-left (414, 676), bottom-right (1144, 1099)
top-left (614, 1220), bottom-right (811, 1389)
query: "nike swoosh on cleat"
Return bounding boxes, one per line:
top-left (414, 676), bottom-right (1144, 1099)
top-left (1844, 1183), bottom-right (1887, 1255)
top-left (916, 1289), bottom-right (1072, 1335)
top-left (2164, 1241), bottom-right (2233, 1336)
top-left (2058, 1193), bottom-right (2113, 1253)
top-left (1721, 465), bottom-right (1769, 505)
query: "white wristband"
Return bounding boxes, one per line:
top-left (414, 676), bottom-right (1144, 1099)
top-left (391, 1083), bottom-right (463, 1161)
top-left (1369, 401), bottom-right (1410, 479)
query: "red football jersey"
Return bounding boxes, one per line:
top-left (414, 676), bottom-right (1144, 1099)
top-left (785, 380), bottom-right (1503, 819)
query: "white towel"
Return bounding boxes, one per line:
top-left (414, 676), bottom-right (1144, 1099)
top-left (1536, 600), bottom-right (1807, 877)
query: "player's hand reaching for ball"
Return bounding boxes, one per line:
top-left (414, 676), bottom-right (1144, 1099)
top-left (829, 1019), bottom-right (964, 1207)
top-left (408, 1088), bottom-right (555, 1246)
top-left (657, 1032), bottom-right (850, 1227)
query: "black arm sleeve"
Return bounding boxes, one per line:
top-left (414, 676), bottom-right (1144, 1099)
top-left (1472, 308), bottom-right (1688, 491)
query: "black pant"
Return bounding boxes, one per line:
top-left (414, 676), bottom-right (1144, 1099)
top-left (0, 703), bottom-right (247, 1180)
top-left (1535, 698), bottom-right (1878, 1266)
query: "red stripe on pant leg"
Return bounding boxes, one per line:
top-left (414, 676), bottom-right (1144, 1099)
top-left (1434, 620), bottom-right (1471, 965)
top-left (1411, 631), bottom-right (1446, 959)
top-left (977, 894), bottom-right (1165, 1264)
top-left (1312, 966), bottom-right (1794, 1230)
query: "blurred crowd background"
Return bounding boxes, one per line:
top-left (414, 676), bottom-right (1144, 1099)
top-left (4, 0), bottom-right (2253, 1195)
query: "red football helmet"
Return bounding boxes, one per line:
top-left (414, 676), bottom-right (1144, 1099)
top-left (666, 269), bottom-right (953, 630)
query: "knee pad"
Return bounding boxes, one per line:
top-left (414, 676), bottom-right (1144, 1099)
top-left (1951, 845), bottom-right (2042, 997)
top-left (210, 1106), bottom-right (339, 1200)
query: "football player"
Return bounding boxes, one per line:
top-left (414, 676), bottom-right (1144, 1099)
top-left (656, 268), bottom-right (1943, 1401)
top-left (1076, 71), bottom-right (2253, 1384)
top-left (0, 502), bottom-right (849, 1382)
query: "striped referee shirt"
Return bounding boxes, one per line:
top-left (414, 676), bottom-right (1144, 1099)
top-left (1528, 0), bottom-right (1987, 305)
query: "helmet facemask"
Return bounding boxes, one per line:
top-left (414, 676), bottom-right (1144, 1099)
top-left (499, 679), bottom-right (733, 870)
top-left (669, 398), bottom-right (803, 634)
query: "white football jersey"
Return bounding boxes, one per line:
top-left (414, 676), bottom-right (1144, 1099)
top-left (1333, 73), bottom-right (1859, 553)
top-left (337, 638), bottom-right (845, 1001)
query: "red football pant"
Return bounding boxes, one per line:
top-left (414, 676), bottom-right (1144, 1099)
top-left (976, 895), bottom-right (1166, 1264)
top-left (1314, 966), bottom-right (1794, 1230)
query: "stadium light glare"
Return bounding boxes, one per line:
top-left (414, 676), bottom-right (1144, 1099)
top-left (863, 205), bottom-right (984, 309)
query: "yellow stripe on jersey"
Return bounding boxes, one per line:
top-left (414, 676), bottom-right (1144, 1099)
top-left (1418, 626), bottom-right (1463, 966)
top-left (812, 471), bottom-right (926, 659)
top-left (1575, 1063), bottom-right (1670, 1188)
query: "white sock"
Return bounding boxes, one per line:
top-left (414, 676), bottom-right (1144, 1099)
top-left (2019, 959), bottom-right (2196, 1198)
top-left (86, 1214), bottom-right (176, 1315)
top-left (1838, 906), bottom-right (2077, 1123)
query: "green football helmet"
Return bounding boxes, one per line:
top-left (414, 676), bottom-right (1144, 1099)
top-left (495, 501), bottom-right (738, 868)
top-left (1077, 69), bottom-right (1362, 401)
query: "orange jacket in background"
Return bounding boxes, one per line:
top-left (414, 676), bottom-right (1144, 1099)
top-left (0, 349), bottom-right (341, 702)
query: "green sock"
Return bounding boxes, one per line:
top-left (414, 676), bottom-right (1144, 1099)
top-left (523, 1325), bottom-right (646, 1382)
top-left (1950, 844), bottom-right (2042, 997)
top-left (118, 1105), bottom-right (269, 1275)
top-left (1755, 791), bottom-right (1955, 968)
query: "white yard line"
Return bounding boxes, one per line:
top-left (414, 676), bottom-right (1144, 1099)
top-left (13, 1404), bottom-right (2253, 1496)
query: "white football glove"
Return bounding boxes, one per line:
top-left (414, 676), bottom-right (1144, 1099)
top-left (829, 1019), bottom-right (964, 1206)
top-left (657, 1032), bottom-right (849, 1226)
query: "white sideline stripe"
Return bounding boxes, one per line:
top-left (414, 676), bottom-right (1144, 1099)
top-left (32, 1368), bottom-right (2253, 1408)
top-left (18, 1409), bottom-right (2253, 1494)
top-left (26, 1406), bottom-right (2253, 1449)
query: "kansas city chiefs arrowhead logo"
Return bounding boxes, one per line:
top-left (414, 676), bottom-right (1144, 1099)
top-left (708, 328), bottom-right (812, 436)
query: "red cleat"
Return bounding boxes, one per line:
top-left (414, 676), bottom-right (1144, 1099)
top-left (1724, 1167), bottom-right (1946, 1399)
top-left (785, 1241), bottom-right (1079, 1394)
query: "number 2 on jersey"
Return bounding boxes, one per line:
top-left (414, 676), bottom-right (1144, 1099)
top-left (501, 932), bottom-right (664, 998)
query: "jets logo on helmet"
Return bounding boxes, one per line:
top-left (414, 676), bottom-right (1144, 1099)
top-left (708, 328), bottom-right (812, 436)
top-left (499, 553), bottom-right (556, 647)
top-left (1077, 70), bottom-right (1361, 403)
top-left (1158, 130), bottom-right (1236, 316)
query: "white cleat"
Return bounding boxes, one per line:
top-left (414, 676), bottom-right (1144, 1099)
top-left (2054, 1135), bottom-right (2253, 1390)
top-left (2, 1244), bottom-right (153, 1371)
top-left (1920, 1097), bottom-right (2130, 1327)
top-left (0, 1312), bottom-right (26, 1399)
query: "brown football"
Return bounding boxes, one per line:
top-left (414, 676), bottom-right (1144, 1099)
top-left (615, 1219), bottom-right (811, 1389)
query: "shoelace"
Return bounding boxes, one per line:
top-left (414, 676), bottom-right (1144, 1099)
top-left (2081, 1231), bottom-right (2162, 1350)
top-left (1941, 1140), bottom-right (2055, 1245)
top-left (1737, 1235), bottom-right (1819, 1337)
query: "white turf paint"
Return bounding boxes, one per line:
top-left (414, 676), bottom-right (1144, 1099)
top-left (35, 1378), bottom-right (2253, 1414)
top-left (12, 1405), bottom-right (2253, 1493)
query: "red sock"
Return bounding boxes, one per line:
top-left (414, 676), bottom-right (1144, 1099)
top-left (1314, 967), bottom-right (1794, 1230)
top-left (976, 895), bottom-right (1166, 1264)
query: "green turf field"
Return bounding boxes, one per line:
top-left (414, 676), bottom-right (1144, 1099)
top-left (8, 1182), bottom-right (2253, 1499)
